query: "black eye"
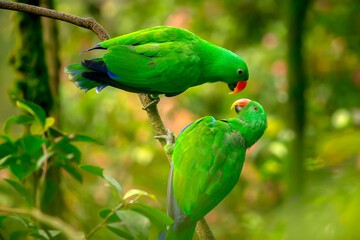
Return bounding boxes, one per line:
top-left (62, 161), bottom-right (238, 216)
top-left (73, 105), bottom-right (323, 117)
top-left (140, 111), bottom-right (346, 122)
top-left (238, 69), bottom-right (243, 75)
top-left (253, 106), bottom-right (258, 111)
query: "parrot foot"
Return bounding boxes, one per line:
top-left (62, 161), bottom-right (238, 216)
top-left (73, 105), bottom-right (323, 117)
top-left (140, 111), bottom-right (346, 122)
top-left (154, 129), bottom-right (174, 145)
top-left (142, 96), bottom-right (160, 110)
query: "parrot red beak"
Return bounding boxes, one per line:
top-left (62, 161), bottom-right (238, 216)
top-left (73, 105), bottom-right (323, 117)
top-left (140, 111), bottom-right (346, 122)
top-left (231, 98), bottom-right (251, 110)
top-left (228, 81), bottom-right (248, 95)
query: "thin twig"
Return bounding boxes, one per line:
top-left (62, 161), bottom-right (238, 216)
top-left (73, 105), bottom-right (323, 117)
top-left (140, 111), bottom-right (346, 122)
top-left (0, 1), bottom-right (214, 239)
top-left (35, 137), bottom-right (49, 208)
top-left (0, 207), bottom-right (82, 239)
top-left (83, 202), bottom-right (123, 240)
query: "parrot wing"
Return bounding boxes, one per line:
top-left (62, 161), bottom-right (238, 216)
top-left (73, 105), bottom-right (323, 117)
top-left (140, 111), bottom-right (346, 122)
top-left (81, 27), bottom-right (202, 94)
top-left (101, 40), bottom-right (201, 94)
top-left (172, 116), bottom-right (246, 221)
top-left (99, 26), bottom-right (197, 48)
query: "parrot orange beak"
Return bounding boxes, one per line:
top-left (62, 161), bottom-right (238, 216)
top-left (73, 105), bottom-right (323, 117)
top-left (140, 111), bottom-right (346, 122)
top-left (228, 81), bottom-right (248, 95)
top-left (231, 98), bottom-right (251, 110)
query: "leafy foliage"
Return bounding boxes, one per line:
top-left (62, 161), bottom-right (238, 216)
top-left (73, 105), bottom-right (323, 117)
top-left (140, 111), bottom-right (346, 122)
top-left (0, 101), bottom-right (171, 239)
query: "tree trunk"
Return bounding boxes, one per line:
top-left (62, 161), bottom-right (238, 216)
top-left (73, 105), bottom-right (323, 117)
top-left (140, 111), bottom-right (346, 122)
top-left (286, 0), bottom-right (310, 200)
top-left (42, 0), bottom-right (61, 125)
top-left (8, 0), bottom-right (64, 220)
top-left (8, 0), bottom-right (53, 113)
top-left (286, 0), bottom-right (310, 239)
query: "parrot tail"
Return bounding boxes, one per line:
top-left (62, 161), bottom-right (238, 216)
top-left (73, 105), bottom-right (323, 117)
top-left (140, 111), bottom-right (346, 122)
top-left (64, 58), bottom-right (108, 93)
top-left (164, 166), bottom-right (197, 240)
top-left (164, 222), bottom-right (196, 240)
top-left (65, 58), bottom-right (162, 94)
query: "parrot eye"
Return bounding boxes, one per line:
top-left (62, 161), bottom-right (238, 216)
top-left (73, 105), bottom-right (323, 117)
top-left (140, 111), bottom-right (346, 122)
top-left (253, 106), bottom-right (258, 111)
top-left (238, 69), bottom-right (243, 75)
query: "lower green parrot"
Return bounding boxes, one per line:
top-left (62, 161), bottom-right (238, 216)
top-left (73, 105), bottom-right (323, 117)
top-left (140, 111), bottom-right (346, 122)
top-left (164, 98), bottom-right (267, 240)
top-left (65, 26), bottom-right (248, 97)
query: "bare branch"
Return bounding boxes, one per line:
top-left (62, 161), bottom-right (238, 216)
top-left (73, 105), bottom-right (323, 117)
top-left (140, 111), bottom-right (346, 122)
top-left (138, 94), bottom-right (173, 163)
top-left (0, 1), bottom-right (214, 239)
top-left (0, 0), bottom-right (109, 41)
top-left (196, 219), bottom-right (216, 240)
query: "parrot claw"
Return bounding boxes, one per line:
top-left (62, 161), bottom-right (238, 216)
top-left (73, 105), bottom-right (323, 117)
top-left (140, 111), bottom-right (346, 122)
top-left (142, 96), bottom-right (160, 110)
top-left (154, 129), bottom-right (174, 145)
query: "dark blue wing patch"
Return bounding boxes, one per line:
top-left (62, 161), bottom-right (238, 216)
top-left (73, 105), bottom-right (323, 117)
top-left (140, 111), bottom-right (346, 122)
top-left (177, 121), bottom-right (194, 140)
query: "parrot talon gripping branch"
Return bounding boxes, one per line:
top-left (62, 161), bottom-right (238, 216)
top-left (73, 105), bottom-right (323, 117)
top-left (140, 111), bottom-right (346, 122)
top-left (164, 98), bottom-right (267, 240)
top-left (142, 96), bottom-right (161, 110)
top-left (65, 26), bottom-right (249, 98)
top-left (154, 129), bottom-right (175, 146)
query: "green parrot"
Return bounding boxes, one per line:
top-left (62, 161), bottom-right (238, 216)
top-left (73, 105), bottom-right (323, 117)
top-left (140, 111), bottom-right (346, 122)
top-left (164, 98), bottom-right (267, 240)
top-left (65, 26), bottom-right (248, 97)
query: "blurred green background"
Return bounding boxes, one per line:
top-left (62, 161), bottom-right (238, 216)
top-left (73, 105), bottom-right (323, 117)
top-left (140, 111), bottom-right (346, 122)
top-left (0, 0), bottom-right (359, 239)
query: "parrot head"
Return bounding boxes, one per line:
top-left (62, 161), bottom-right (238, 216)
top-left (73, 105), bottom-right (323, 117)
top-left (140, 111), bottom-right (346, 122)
top-left (231, 98), bottom-right (267, 148)
top-left (231, 98), bottom-right (266, 121)
top-left (200, 47), bottom-right (248, 94)
top-left (226, 56), bottom-right (249, 95)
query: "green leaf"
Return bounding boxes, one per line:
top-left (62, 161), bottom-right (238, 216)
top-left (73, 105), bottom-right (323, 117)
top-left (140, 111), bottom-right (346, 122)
top-left (44, 117), bottom-right (55, 130)
top-left (129, 202), bottom-right (173, 229)
top-left (3, 115), bottom-right (35, 134)
top-left (99, 209), bottom-right (121, 223)
top-left (29, 117), bottom-right (54, 135)
top-left (53, 141), bottom-right (81, 164)
top-left (124, 189), bottom-right (157, 203)
top-left (4, 179), bottom-right (33, 207)
top-left (9, 230), bottom-right (30, 240)
top-left (29, 233), bottom-right (48, 240)
top-left (0, 134), bottom-right (12, 142)
top-left (44, 230), bottom-right (61, 238)
top-left (79, 164), bottom-right (104, 177)
top-left (30, 122), bottom-right (44, 135)
top-left (19, 135), bottom-right (46, 154)
top-left (16, 100), bottom-right (46, 128)
top-left (0, 141), bottom-right (17, 160)
top-left (107, 222), bottom-right (134, 240)
top-left (104, 174), bottom-right (124, 195)
top-left (0, 216), bottom-right (28, 239)
top-left (0, 215), bottom-right (8, 222)
top-left (80, 164), bottom-right (123, 196)
top-left (61, 162), bottom-right (83, 182)
top-left (48, 127), bottom-right (65, 138)
top-left (115, 210), bottom-right (150, 240)
top-left (29, 116), bottom-right (55, 135)
top-left (79, 164), bottom-right (123, 195)
top-left (68, 134), bottom-right (101, 144)
top-left (31, 230), bottom-right (61, 240)
top-left (8, 154), bottom-right (36, 181)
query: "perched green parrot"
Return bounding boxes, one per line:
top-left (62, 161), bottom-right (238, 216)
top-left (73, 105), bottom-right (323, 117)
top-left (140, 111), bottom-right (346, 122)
top-left (65, 26), bottom-right (248, 97)
top-left (164, 98), bottom-right (267, 240)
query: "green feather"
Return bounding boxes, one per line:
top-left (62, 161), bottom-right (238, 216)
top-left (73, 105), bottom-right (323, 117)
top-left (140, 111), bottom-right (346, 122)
top-left (166, 100), bottom-right (267, 239)
top-left (65, 26), bottom-right (248, 95)
top-left (165, 222), bottom-right (196, 240)
top-left (64, 59), bottom-right (104, 92)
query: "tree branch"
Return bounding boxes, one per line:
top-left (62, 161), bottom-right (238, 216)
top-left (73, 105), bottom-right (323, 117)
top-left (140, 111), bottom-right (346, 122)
top-left (0, 1), bottom-right (213, 239)
top-left (138, 94), bottom-right (173, 163)
top-left (196, 218), bottom-right (216, 240)
top-left (0, 207), bottom-right (83, 239)
top-left (0, 0), bottom-right (109, 41)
